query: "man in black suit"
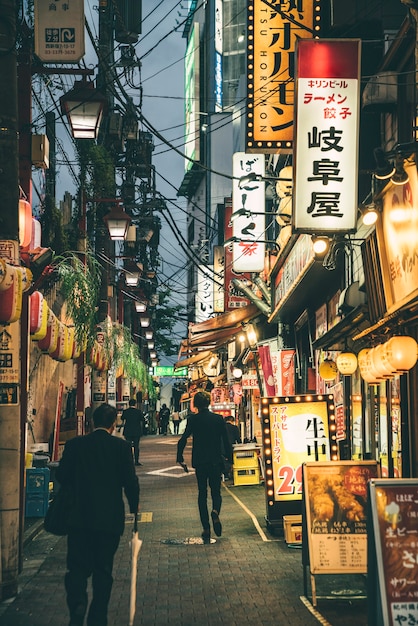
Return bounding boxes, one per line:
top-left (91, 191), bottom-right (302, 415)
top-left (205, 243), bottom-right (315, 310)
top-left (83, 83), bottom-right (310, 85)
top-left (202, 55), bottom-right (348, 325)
top-left (121, 398), bottom-right (146, 465)
top-left (56, 403), bottom-right (140, 626)
top-left (176, 390), bottom-right (232, 542)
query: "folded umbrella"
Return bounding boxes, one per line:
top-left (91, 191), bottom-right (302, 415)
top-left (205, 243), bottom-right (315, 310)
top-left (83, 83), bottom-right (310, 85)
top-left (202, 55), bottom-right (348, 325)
top-left (129, 513), bottom-right (142, 626)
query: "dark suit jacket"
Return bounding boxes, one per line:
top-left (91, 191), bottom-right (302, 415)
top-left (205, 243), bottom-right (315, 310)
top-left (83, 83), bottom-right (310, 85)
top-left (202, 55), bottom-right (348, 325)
top-left (56, 429), bottom-right (139, 536)
top-left (176, 409), bottom-right (232, 468)
top-left (122, 407), bottom-right (145, 438)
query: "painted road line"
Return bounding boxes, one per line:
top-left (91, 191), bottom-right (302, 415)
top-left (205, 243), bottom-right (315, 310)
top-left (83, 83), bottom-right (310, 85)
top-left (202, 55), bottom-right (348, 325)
top-left (222, 483), bottom-right (279, 542)
top-left (300, 596), bottom-right (332, 626)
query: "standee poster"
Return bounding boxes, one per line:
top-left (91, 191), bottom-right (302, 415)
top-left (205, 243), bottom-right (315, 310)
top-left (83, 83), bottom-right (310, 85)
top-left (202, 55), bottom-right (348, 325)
top-left (368, 479), bottom-right (418, 626)
top-left (303, 461), bottom-right (379, 575)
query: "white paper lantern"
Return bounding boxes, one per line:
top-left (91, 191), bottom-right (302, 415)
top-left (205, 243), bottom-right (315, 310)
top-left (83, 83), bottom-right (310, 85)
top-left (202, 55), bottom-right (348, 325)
top-left (336, 352), bottom-right (358, 375)
top-left (384, 336), bottom-right (418, 372)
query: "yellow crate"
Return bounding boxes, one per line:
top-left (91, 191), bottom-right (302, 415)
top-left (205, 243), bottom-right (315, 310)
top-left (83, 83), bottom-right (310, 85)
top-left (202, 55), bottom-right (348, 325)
top-left (233, 467), bottom-right (260, 485)
top-left (283, 515), bottom-right (302, 544)
top-left (233, 450), bottom-right (258, 469)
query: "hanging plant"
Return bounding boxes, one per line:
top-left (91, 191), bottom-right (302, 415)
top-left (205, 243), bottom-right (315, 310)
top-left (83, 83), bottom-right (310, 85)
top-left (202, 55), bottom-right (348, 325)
top-left (54, 250), bottom-right (102, 349)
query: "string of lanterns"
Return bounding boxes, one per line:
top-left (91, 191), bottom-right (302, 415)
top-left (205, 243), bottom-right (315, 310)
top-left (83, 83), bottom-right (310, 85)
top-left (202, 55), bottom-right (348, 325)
top-left (319, 336), bottom-right (418, 383)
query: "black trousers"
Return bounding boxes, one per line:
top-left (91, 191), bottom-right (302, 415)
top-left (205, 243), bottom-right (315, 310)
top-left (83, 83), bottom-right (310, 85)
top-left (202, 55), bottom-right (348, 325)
top-left (195, 462), bottom-right (223, 531)
top-left (124, 435), bottom-right (140, 463)
top-left (65, 528), bottom-right (120, 626)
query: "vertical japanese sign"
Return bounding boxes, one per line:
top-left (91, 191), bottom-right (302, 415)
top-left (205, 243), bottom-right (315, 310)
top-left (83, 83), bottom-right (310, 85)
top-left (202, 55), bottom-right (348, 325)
top-left (368, 479), bottom-right (418, 626)
top-left (214, 0), bottom-right (223, 111)
top-left (184, 23), bottom-right (200, 171)
top-left (262, 395), bottom-right (334, 506)
top-left (196, 265), bottom-right (214, 322)
top-left (223, 198), bottom-right (251, 311)
top-left (232, 152), bottom-right (266, 272)
top-left (294, 39), bottom-right (361, 233)
top-left (0, 324), bottom-right (19, 405)
top-left (213, 245), bottom-right (225, 313)
top-left (34, 0), bottom-right (85, 63)
top-left (246, 0), bottom-right (317, 153)
top-left (304, 461), bottom-right (379, 575)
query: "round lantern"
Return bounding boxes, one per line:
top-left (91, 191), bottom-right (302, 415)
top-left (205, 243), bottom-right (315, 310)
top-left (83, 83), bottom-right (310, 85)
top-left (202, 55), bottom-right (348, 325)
top-left (319, 358), bottom-right (338, 381)
top-left (31, 218), bottom-right (42, 249)
top-left (336, 352), bottom-right (358, 375)
top-left (19, 199), bottom-right (32, 248)
top-left (384, 336), bottom-right (418, 372)
top-left (30, 291), bottom-right (48, 339)
top-left (358, 348), bottom-right (383, 384)
top-left (370, 343), bottom-right (395, 379)
top-left (0, 269), bottom-right (23, 323)
top-left (38, 309), bottom-right (59, 354)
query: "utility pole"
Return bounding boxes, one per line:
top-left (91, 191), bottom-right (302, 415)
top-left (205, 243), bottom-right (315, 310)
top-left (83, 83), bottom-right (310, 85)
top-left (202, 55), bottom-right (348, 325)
top-left (0, 0), bottom-right (21, 600)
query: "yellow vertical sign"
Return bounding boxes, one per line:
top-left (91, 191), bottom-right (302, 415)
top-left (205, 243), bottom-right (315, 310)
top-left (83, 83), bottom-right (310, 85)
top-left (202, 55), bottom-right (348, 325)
top-left (34, 0), bottom-right (85, 63)
top-left (246, 0), bottom-right (318, 153)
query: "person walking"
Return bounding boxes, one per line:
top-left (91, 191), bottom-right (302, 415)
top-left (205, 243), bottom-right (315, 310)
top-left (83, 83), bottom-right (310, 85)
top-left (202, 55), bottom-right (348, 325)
top-left (171, 411), bottom-right (181, 435)
top-left (176, 390), bottom-right (232, 543)
top-left (56, 402), bottom-right (140, 626)
top-left (223, 416), bottom-right (241, 480)
top-left (121, 399), bottom-right (146, 466)
top-left (159, 403), bottom-right (170, 436)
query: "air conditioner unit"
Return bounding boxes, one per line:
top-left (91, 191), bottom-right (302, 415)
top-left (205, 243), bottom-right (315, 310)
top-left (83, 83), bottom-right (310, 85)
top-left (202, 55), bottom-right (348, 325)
top-left (31, 134), bottom-right (49, 169)
top-left (362, 72), bottom-right (397, 110)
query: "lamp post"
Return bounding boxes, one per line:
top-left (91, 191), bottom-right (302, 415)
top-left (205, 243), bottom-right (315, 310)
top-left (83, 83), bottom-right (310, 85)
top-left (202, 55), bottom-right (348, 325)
top-left (60, 80), bottom-right (107, 139)
top-left (103, 203), bottom-right (132, 241)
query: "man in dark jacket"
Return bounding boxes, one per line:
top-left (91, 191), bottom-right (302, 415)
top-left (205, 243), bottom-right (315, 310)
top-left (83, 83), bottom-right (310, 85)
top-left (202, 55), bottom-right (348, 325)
top-left (176, 390), bottom-right (232, 542)
top-left (56, 403), bottom-right (139, 626)
top-left (121, 398), bottom-right (146, 465)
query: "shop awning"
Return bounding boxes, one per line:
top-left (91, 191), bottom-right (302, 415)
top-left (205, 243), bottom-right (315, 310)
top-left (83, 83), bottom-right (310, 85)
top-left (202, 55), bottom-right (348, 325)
top-left (351, 298), bottom-right (418, 345)
top-left (190, 304), bottom-right (260, 335)
top-left (174, 350), bottom-right (212, 370)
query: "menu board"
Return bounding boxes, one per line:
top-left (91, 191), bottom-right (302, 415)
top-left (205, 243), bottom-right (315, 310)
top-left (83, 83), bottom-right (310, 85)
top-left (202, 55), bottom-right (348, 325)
top-left (368, 479), bottom-right (418, 626)
top-left (303, 461), bottom-right (380, 574)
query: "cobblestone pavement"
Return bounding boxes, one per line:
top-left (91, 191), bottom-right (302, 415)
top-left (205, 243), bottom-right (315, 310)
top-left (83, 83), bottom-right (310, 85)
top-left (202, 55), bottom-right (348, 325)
top-left (0, 435), bottom-right (368, 626)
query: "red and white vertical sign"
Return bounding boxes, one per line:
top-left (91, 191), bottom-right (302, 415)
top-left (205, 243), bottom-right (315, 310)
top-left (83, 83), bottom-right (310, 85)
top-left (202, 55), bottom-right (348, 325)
top-left (293, 39), bottom-right (361, 233)
top-left (232, 153), bottom-right (266, 271)
top-left (223, 199), bottom-right (251, 311)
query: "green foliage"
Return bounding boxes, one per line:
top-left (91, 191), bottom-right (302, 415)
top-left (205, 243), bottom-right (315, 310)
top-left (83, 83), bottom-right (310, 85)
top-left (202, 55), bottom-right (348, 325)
top-left (54, 250), bottom-right (101, 349)
top-left (76, 143), bottom-right (115, 200)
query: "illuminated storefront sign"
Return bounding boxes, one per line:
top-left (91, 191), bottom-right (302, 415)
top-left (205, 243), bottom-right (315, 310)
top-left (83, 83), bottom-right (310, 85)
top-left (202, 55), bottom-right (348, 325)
top-left (196, 265), bottom-right (214, 322)
top-left (232, 152), bottom-right (266, 272)
top-left (223, 199), bottom-right (251, 310)
top-left (214, 0), bottom-right (223, 111)
top-left (293, 39), bottom-right (361, 233)
top-left (246, 0), bottom-right (317, 153)
top-left (184, 23), bottom-right (200, 171)
top-left (34, 0), bottom-right (85, 63)
top-left (273, 234), bottom-right (315, 312)
top-left (379, 163), bottom-right (418, 311)
top-left (261, 395), bottom-right (334, 506)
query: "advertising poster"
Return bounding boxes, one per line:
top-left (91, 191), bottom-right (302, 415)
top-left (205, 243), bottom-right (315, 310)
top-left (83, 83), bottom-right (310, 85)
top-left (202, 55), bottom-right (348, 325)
top-left (368, 479), bottom-right (418, 626)
top-left (304, 461), bottom-right (379, 574)
top-left (262, 395), bottom-right (334, 506)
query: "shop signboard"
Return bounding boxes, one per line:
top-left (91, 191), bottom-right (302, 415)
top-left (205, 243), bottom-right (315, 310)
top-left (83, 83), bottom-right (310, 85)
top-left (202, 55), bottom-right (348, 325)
top-left (368, 479), bottom-right (418, 626)
top-left (378, 163), bottom-right (418, 312)
top-left (34, 0), bottom-right (85, 63)
top-left (294, 39), bottom-right (361, 234)
top-left (245, 0), bottom-right (316, 153)
top-left (261, 394), bottom-right (336, 528)
top-left (303, 461), bottom-right (379, 575)
top-left (0, 323), bottom-right (19, 405)
top-left (223, 199), bottom-right (251, 311)
top-left (232, 153), bottom-right (265, 272)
